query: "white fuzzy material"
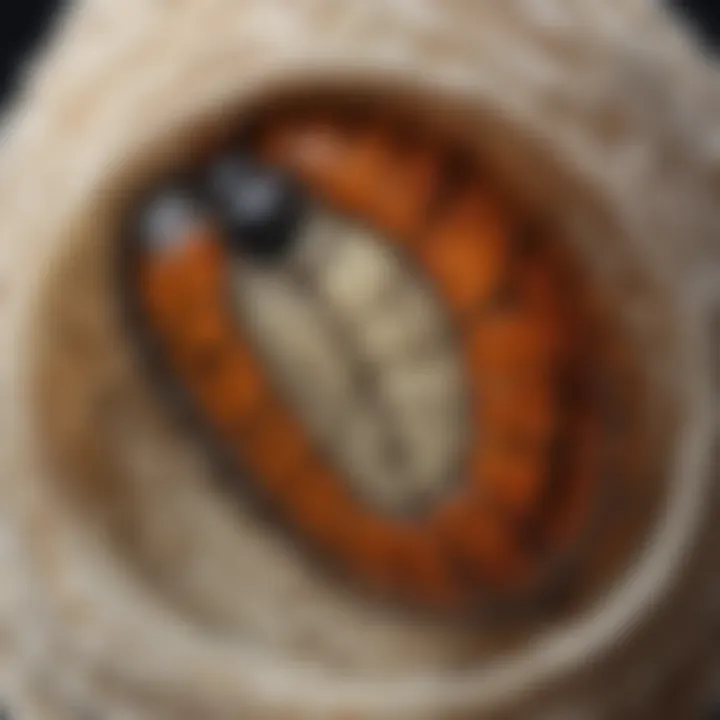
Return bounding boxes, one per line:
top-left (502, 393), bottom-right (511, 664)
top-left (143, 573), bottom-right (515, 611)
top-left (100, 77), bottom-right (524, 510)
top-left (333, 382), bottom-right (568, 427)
top-left (0, 0), bottom-right (718, 718)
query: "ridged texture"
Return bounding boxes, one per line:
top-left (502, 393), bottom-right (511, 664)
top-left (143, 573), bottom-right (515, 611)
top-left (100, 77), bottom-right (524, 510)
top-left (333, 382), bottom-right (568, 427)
top-left (0, 0), bottom-right (718, 718)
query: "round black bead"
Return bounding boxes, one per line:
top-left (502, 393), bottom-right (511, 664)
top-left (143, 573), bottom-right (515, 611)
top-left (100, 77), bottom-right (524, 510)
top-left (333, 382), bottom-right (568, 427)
top-left (206, 155), bottom-right (306, 263)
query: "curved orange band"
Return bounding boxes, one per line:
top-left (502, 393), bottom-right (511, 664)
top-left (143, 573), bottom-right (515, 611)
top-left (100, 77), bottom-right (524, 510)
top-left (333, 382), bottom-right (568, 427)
top-left (135, 115), bottom-right (604, 611)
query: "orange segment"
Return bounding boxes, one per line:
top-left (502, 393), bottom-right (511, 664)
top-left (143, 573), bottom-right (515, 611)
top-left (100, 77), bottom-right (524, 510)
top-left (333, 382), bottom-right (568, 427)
top-left (471, 440), bottom-right (550, 521)
top-left (140, 233), bottom-right (226, 343)
top-left (261, 120), bottom-right (442, 242)
top-left (260, 117), bottom-right (350, 180)
top-left (238, 402), bottom-right (311, 495)
top-left (142, 231), bottom-right (223, 301)
top-left (175, 303), bottom-right (233, 352)
top-left (467, 306), bottom-right (566, 377)
top-left (475, 376), bottom-right (558, 450)
top-left (260, 118), bottom-right (372, 210)
top-left (390, 528), bottom-right (465, 609)
top-left (287, 462), bottom-right (360, 551)
top-left (345, 516), bottom-right (403, 592)
top-left (436, 499), bottom-right (536, 593)
top-left (361, 140), bottom-right (441, 240)
top-left (421, 188), bottom-right (510, 316)
top-left (193, 340), bottom-right (267, 434)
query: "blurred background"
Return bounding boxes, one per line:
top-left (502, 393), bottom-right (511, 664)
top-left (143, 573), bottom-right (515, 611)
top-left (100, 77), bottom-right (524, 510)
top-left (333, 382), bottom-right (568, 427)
top-left (0, 1), bottom-right (719, 104)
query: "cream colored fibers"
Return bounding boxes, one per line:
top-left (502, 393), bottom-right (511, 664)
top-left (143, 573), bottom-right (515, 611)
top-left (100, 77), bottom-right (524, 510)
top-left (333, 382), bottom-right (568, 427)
top-left (0, 0), bottom-right (719, 718)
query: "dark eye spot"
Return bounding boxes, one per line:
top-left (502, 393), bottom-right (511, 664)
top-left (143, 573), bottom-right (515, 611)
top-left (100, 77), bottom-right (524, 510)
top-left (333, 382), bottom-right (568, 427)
top-left (205, 155), bottom-right (307, 263)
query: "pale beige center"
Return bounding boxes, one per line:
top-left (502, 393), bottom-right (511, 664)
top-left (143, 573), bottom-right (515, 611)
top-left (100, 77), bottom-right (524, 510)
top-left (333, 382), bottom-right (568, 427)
top-left (232, 210), bottom-right (470, 514)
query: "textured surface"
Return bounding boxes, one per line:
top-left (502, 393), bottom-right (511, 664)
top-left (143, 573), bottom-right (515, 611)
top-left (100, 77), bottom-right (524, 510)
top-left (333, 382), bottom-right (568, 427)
top-left (0, 0), bottom-right (718, 718)
top-left (233, 212), bottom-right (469, 515)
